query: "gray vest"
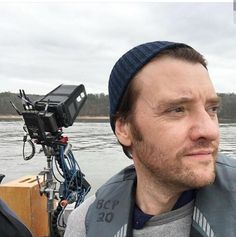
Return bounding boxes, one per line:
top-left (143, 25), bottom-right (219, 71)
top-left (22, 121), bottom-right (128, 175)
top-left (85, 153), bottom-right (236, 237)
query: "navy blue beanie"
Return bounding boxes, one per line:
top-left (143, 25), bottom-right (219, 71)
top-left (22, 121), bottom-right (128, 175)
top-left (108, 41), bottom-right (190, 132)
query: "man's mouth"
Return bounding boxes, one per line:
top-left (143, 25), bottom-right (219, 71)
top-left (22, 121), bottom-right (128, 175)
top-left (185, 149), bottom-right (215, 161)
top-left (186, 150), bottom-right (214, 156)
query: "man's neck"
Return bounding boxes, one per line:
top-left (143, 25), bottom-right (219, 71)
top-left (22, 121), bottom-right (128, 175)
top-left (135, 172), bottom-right (183, 216)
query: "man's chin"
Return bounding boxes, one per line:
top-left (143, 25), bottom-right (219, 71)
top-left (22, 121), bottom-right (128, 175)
top-left (178, 162), bottom-right (216, 189)
top-left (191, 170), bottom-right (216, 188)
top-left (183, 154), bottom-right (217, 187)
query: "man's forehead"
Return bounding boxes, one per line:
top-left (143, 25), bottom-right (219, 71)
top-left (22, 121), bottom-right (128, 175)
top-left (135, 56), bottom-right (207, 79)
top-left (133, 58), bottom-right (215, 97)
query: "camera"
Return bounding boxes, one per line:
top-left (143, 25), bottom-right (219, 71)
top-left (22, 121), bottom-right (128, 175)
top-left (12, 84), bottom-right (91, 236)
top-left (21, 84), bottom-right (87, 142)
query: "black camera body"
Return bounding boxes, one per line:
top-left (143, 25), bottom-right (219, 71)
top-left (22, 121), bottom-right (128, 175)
top-left (22, 84), bottom-right (87, 142)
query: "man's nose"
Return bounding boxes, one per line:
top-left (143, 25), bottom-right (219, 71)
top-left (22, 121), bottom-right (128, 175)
top-left (189, 109), bottom-right (219, 142)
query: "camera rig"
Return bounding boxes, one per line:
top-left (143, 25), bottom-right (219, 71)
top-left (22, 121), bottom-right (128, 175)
top-left (11, 84), bottom-right (91, 237)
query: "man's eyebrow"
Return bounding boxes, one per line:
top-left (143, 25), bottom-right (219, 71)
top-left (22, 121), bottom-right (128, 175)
top-left (157, 96), bottom-right (221, 109)
top-left (206, 97), bottom-right (221, 105)
top-left (157, 97), bottom-right (196, 108)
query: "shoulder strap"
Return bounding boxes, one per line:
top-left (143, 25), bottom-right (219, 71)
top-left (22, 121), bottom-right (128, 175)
top-left (190, 153), bottom-right (236, 237)
top-left (85, 165), bottom-right (136, 237)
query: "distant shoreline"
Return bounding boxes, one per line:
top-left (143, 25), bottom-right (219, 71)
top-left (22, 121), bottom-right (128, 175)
top-left (77, 116), bottom-right (109, 122)
top-left (0, 115), bottom-right (21, 120)
top-left (0, 115), bottom-right (109, 122)
top-left (1, 115), bottom-right (236, 124)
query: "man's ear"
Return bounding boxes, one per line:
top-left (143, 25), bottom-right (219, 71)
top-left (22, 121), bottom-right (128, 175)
top-left (115, 118), bottom-right (132, 147)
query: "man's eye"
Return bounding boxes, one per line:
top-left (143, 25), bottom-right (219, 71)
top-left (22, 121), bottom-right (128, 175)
top-left (167, 106), bottom-right (185, 113)
top-left (174, 107), bottom-right (185, 113)
top-left (208, 105), bottom-right (220, 114)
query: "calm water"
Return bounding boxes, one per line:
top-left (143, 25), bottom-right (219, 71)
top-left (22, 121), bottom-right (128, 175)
top-left (0, 121), bottom-right (236, 196)
top-left (0, 121), bottom-right (132, 196)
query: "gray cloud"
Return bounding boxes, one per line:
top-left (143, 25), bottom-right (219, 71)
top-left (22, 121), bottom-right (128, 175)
top-left (0, 2), bottom-right (235, 95)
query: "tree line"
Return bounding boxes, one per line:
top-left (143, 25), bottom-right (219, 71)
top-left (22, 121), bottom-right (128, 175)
top-left (0, 92), bottom-right (109, 117)
top-left (1, 92), bottom-right (236, 121)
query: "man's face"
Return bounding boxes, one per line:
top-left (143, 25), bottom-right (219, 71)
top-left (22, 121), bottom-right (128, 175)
top-left (129, 57), bottom-right (220, 190)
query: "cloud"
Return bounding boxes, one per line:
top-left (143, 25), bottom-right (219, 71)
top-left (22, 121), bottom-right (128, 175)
top-left (0, 2), bottom-right (235, 95)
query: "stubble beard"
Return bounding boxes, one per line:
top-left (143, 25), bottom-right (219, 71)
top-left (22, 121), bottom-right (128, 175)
top-left (130, 124), bottom-right (219, 191)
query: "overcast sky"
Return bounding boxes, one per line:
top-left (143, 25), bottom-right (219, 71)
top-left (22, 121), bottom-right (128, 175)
top-left (0, 2), bottom-right (235, 95)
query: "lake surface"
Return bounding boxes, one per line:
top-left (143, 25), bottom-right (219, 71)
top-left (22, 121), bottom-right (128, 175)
top-left (0, 121), bottom-right (236, 196)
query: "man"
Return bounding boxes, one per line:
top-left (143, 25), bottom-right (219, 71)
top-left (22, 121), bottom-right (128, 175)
top-left (65, 41), bottom-right (236, 237)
